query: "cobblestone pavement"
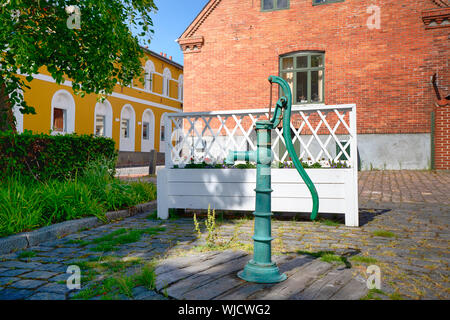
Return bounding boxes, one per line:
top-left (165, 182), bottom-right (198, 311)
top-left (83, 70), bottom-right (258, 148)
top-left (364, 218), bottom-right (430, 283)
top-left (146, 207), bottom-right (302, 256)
top-left (0, 171), bottom-right (448, 300)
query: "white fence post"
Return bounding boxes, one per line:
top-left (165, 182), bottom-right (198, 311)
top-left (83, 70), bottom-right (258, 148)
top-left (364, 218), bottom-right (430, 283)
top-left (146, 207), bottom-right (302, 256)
top-left (346, 104), bottom-right (359, 227)
top-left (157, 168), bottom-right (169, 219)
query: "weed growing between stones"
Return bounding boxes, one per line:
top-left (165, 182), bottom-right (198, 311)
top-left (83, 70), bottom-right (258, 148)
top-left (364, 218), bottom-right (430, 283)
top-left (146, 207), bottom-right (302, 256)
top-left (69, 255), bottom-right (158, 300)
top-left (192, 206), bottom-right (252, 253)
top-left (66, 227), bottom-right (166, 252)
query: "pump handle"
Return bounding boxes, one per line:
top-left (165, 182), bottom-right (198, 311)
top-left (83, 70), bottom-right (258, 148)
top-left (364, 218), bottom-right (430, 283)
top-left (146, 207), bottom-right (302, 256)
top-left (267, 76), bottom-right (319, 220)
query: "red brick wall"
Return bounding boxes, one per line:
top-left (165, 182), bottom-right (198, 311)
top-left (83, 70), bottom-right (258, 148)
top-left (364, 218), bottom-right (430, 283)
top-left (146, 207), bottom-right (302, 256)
top-left (435, 106), bottom-right (450, 170)
top-left (182, 0), bottom-right (449, 136)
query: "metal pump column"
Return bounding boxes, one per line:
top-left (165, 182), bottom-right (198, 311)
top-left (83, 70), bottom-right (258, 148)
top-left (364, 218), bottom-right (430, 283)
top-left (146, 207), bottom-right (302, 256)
top-left (226, 75), bottom-right (319, 283)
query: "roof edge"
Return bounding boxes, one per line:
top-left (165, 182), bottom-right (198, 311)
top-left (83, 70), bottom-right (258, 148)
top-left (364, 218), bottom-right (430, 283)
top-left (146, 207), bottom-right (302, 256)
top-left (141, 47), bottom-right (184, 69)
top-left (178, 0), bottom-right (222, 40)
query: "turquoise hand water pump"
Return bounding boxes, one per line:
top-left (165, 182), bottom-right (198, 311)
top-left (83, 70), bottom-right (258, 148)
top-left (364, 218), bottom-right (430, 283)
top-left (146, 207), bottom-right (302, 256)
top-left (226, 75), bottom-right (319, 283)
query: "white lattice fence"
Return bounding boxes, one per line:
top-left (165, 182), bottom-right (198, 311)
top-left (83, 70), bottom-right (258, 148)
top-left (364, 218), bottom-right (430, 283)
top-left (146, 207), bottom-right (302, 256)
top-left (158, 104), bottom-right (359, 226)
top-left (164, 104), bottom-right (358, 169)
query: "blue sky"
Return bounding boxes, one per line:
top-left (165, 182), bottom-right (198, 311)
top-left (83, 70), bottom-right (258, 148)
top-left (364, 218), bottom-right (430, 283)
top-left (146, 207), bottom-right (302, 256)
top-left (145, 0), bottom-right (210, 65)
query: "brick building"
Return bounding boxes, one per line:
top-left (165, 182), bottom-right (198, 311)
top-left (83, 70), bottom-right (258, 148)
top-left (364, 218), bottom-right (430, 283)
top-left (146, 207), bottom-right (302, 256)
top-left (178, 0), bottom-right (449, 170)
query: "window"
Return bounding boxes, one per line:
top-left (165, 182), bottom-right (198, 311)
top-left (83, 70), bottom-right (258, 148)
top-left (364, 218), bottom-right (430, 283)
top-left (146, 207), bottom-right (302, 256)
top-left (142, 122), bottom-right (150, 140)
top-left (94, 100), bottom-right (113, 138)
top-left (164, 78), bottom-right (170, 97)
top-left (144, 60), bottom-right (155, 92)
top-left (51, 90), bottom-right (75, 134)
top-left (280, 52), bottom-right (324, 104)
top-left (121, 119), bottom-right (130, 138)
top-left (313, 0), bottom-right (345, 5)
top-left (145, 71), bottom-right (153, 92)
top-left (163, 68), bottom-right (172, 97)
top-left (262, 0), bottom-right (289, 11)
top-left (178, 75), bottom-right (183, 101)
top-left (95, 115), bottom-right (106, 136)
top-left (53, 108), bottom-right (66, 132)
top-left (160, 124), bottom-right (165, 142)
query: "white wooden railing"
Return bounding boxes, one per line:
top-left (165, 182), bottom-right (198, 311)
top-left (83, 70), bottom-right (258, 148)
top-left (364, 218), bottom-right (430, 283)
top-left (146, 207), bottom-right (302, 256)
top-left (163, 104), bottom-right (358, 170)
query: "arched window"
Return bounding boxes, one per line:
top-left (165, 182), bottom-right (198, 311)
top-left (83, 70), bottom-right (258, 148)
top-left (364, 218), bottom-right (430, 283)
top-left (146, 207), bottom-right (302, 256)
top-left (120, 104), bottom-right (136, 152)
top-left (51, 90), bottom-right (76, 134)
top-left (94, 99), bottom-right (113, 138)
top-left (163, 68), bottom-right (172, 97)
top-left (159, 112), bottom-right (171, 152)
top-left (280, 51), bottom-right (325, 104)
top-left (178, 75), bottom-right (183, 101)
top-left (144, 60), bottom-right (155, 92)
top-left (141, 109), bottom-right (155, 152)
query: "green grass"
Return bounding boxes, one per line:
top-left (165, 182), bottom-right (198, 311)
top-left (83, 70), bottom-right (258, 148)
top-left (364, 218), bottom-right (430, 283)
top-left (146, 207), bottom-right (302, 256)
top-left (17, 250), bottom-right (36, 259)
top-left (360, 288), bottom-right (386, 300)
top-left (350, 255), bottom-right (378, 264)
top-left (68, 227), bottom-right (166, 252)
top-left (318, 219), bottom-right (340, 227)
top-left (0, 160), bottom-right (157, 238)
top-left (69, 257), bottom-right (157, 300)
top-left (372, 229), bottom-right (396, 238)
top-left (147, 209), bottom-right (179, 221)
top-left (297, 250), bottom-right (351, 268)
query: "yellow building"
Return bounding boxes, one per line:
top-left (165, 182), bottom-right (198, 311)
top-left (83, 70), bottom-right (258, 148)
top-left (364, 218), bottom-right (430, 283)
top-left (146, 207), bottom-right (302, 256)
top-left (13, 48), bottom-right (183, 153)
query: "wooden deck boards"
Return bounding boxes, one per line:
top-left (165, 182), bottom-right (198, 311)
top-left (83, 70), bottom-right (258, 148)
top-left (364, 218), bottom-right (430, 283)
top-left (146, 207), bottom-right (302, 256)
top-left (155, 250), bottom-right (368, 300)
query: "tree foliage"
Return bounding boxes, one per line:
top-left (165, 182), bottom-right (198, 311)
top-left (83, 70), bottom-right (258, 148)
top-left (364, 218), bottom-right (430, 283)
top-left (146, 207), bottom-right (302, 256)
top-left (0, 0), bottom-right (157, 129)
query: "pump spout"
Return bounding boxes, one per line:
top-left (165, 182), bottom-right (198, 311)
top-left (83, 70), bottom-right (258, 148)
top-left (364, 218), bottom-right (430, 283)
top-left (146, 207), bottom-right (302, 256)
top-left (225, 150), bottom-right (257, 165)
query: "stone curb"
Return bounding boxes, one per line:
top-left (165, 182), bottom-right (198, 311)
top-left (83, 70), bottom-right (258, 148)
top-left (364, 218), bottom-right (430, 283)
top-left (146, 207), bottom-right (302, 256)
top-left (0, 201), bottom-right (157, 255)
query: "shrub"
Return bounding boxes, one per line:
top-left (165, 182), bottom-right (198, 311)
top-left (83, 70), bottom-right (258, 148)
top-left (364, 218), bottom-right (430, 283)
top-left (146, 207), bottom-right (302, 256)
top-left (0, 130), bottom-right (117, 181)
top-left (0, 161), bottom-right (157, 238)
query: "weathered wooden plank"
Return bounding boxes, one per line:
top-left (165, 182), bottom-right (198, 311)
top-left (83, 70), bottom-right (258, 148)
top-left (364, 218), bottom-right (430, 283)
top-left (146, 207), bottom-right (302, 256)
top-left (249, 260), bottom-right (334, 300)
top-left (155, 250), bottom-right (247, 291)
top-left (294, 268), bottom-right (354, 300)
top-left (214, 255), bottom-right (311, 300)
top-left (167, 255), bottom-right (250, 300)
top-left (154, 252), bottom-right (220, 276)
top-left (181, 273), bottom-right (244, 300)
top-left (329, 275), bottom-right (368, 300)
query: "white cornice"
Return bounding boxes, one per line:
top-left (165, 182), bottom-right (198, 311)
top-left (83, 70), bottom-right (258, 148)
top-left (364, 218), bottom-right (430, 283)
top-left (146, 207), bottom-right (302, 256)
top-left (29, 73), bottom-right (183, 113)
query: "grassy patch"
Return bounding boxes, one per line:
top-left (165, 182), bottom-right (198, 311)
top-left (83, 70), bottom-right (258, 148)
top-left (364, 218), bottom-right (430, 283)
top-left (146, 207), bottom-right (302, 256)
top-left (318, 219), bottom-right (341, 227)
top-left (0, 160), bottom-right (157, 238)
top-left (17, 250), bottom-right (36, 259)
top-left (146, 209), bottom-right (179, 221)
top-left (372, 229), bottom-right (396, 238)
top-left (297, 250), bottom-right (351, 268)
top-left (69, 257), bottom-right (157, 300)
top-left (360, 288), bottom-right (386, 300)
top-left (350, 255), bottom-right (378, 264)
top-left (71, 227), bottom-right (166, 252)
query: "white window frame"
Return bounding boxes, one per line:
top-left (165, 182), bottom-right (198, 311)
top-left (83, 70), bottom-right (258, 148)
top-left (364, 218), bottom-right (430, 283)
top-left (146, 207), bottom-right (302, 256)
top-left (144, 60), bottom-right (155, 92)
top-left (163, 68), bottom-right (172, 97)
top-left (51, 89), bottom-right (76, 135)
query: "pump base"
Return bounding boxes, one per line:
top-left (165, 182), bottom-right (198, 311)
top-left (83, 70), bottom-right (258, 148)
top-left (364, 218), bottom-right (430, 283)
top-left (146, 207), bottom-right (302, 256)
top-left (237, 260), bottom-right (287, 283)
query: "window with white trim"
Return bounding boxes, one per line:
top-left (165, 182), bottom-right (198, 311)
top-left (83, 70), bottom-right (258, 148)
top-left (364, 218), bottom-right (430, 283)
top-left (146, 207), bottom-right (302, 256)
top-left (163, 68), bottom-right (172, 97)
top-left (144, 60), bottom-right (155, 92)
top-left (280, 51), bottom-right (325, 104)
top-left (178, 75), bottom-right (183, 101)
top-left (121, 119), bottom-right (130, 138)
top-left (51, 90), bottom-right (75, 134)
top-left (95, 115), bottom-right (106, 136)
